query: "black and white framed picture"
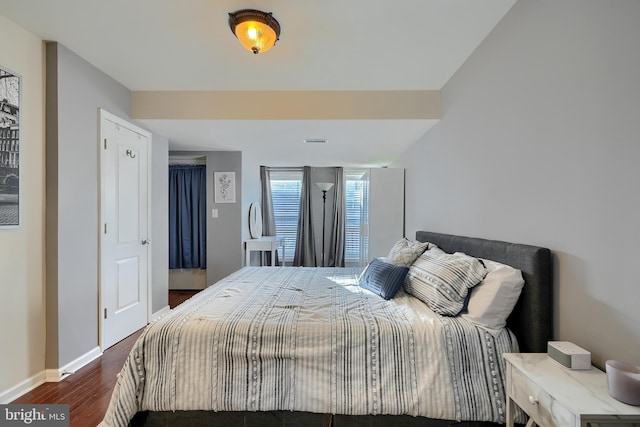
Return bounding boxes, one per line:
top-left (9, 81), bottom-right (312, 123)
top-left (214, 172), bottom-right (236, 203)
top-left (0, 66), bottom-right (20, 228)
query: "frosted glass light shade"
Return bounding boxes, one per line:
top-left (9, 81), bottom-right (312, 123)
top-left (316, 182), bottom-right (334, 192)
top-left (229, 10), bottom-right (281, 54)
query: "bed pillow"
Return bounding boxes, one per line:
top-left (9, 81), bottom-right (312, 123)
top-left (461, 259), bottom-right (524, 332)
top-left (404, 250), bottom-right (487, 316)
top-left (386, 238), bottom-right (430, 266)
top-left (359, 258), bottom-right (409, 300)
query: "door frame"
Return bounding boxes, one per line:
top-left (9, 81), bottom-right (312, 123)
top-left (98, 108), bottom-right (152, 350)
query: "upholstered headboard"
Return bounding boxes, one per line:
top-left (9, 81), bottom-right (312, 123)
top-left (415, 231), bottom-right (553, 353)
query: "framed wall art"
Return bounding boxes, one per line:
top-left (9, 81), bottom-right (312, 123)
top-left (214, 172), bottom-right (236, 203)
top-left (0, 66), bottom-right (20, 228)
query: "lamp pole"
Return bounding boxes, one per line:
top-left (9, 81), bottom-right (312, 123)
top-left (316, 182), bottom-right (334, 267)
top-left (321, 189), bottom-right (328, 267)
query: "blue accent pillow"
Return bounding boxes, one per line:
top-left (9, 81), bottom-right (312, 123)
top-left (359, 258), bottom-right (410, 300)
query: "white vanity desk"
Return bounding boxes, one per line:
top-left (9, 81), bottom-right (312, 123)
top-left (504, 353), bottom-right (640, 427)
top-left (244, 236), bottom-right (285, 267)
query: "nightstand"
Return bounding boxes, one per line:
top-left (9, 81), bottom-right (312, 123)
top-left (504, 353), bottom-right (640, 427)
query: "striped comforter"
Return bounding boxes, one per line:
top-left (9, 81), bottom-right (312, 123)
top-left (100, 267), bottom-right (519, 427)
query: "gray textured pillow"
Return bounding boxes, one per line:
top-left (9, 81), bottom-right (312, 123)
top-left (404, 250), bottom-right (487, 316)
top-left (386, 238), bottom-right (430, 266)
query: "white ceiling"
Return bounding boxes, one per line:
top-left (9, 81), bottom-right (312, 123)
top-left (0, 0), bottom-right (516, 165)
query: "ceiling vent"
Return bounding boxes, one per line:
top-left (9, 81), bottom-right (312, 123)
top-left (304, 138), bottom-right (328, 144)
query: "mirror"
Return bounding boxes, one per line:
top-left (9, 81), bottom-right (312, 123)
top-left (249, 202), bottom-right (263, 239)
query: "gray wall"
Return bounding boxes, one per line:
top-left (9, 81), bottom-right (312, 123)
top-left (151, 134), bottom-right (169, 311)
top-left (46, 43), bottom-right (168, 368)
top-left (209, 152), bottom-right (243, 283)
top-left (368, 168), bottom-right (405, 259)
top-left (396, 0), bottom-right (640, 367)
top-left (171, 151), bottom-right (243, 285)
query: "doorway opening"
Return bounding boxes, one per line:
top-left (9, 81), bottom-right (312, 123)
top-left (168, 155), bottom-right (207, 290)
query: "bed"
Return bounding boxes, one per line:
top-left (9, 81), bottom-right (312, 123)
top-left (99, 231), bottom-right (552, 427)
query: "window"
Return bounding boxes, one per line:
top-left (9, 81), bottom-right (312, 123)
top-left (268, 167), bottom-right (369, 266)
top-left (269, 168), bottom-right (303, 264)
top-left (344, 169), bottom-right (369, 266)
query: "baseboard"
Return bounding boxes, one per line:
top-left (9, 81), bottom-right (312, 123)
top-left (45, 346), bottom-right (103, 382)
top-left (0, 371), bottom-right (46, 404)
top-left (152, 305), bottom-right (171, 321)
top-left (169, 269), bottom-right (207, 290)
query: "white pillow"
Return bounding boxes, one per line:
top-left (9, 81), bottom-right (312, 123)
top-left (461, 259), bottom-right (524, 333)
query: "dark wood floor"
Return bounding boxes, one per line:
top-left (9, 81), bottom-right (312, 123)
top-left (11, 290), bottom-right (200, 427)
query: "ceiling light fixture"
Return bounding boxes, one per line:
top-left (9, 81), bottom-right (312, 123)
top-left (228, 9), bottom-right (281, 54)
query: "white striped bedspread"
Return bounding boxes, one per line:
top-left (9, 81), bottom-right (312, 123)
top-left (100, 266), bottom-right (521, 427)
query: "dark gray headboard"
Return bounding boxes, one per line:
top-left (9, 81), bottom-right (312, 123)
top-left (415, 231), bottom-right (553, 353)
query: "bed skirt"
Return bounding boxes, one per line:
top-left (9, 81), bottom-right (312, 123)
top-left (129, 410), bottom-right (510, 427)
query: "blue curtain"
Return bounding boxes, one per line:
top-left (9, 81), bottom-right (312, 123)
top-left (169, 165), bottom-right (207, 269)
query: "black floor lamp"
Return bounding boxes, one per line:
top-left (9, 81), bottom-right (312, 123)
top-left (316, 182), bottom-right (334, 267)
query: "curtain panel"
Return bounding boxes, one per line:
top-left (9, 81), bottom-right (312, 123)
top-left (328, 167), bottom-right (345, 267)
top-left (293, 166), bottom-right (317, 267)
top-left (259, 166), bottom-right (279, 266)
top-left (260, 166), bottom-right (277, 237)
top-left (169, 165), bottom-right (207, 269)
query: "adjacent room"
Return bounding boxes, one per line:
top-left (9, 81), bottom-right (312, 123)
top-left (1, 1), bottom-right (640, 426)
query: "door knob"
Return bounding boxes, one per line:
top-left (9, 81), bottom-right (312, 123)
top-left (141, 238), bottom-right (151, 245)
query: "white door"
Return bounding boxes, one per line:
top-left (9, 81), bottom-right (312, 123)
top-left (100, 109), bottom-right (151, 349)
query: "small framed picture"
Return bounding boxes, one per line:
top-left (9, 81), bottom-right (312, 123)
top-left (214, 172), bottom-right (236, 203)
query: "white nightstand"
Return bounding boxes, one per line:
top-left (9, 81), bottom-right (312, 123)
top-left (245, 236), bottom-right (285, 266)
top-left (504, 353), bottom-right (640, 427)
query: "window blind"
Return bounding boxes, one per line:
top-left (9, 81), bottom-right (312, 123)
top-left (269, 169), bottom-right (303, 264)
